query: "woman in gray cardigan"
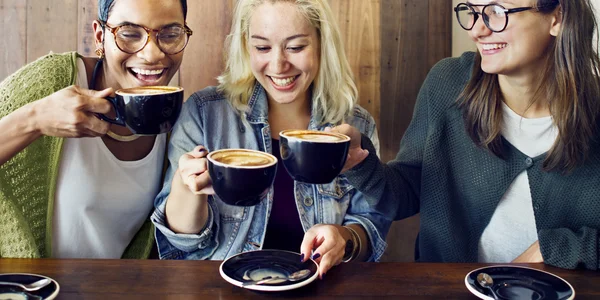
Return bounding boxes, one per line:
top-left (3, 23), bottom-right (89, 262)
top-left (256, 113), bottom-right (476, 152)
top-left (334, 0), bottom-right (600, 270)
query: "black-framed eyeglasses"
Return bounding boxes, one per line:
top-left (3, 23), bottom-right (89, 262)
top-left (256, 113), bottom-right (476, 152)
top-left (454, 2), bottom-right (548, 33)
top-left (101, 21), bottom-right (193, 55)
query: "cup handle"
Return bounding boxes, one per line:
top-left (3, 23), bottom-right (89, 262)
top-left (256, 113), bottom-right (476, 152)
top-left (96, 96), bottom-right (126, 126)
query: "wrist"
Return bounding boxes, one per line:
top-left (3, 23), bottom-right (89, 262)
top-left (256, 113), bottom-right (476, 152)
top-left (342, 225), bottom-right (361, 263)
top-left (15, 102), bottom-right (43, 137)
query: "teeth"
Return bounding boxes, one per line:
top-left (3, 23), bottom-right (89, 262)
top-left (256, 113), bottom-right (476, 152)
top-left (271, 76), bottom-right (295, 87)
top-left (131, 68), bottom-right (164, 75)
top-left (482, 44), bottom-right (507, 51)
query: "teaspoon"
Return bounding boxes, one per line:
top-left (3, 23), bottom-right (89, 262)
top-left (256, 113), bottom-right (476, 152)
top-left (477, 272), bottom-right (500, 300)
top-left (242, 269), bottom-right (311, 287)
top-left (0, 278), bottom-right (51, 292)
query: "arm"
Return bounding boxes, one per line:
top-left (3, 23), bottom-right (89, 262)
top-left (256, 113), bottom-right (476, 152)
top-left (344, 111), bottom-right (390, 262)
top-left (342, 78), bottom-right (432, 221)
top-left (0, 55), bottom-right (113, 166)
top-left (538, 227), bottom-right (599, 270)
top-left (299, 113), bottom-right (391, 277)
top-left (152, 96), bottom-right (219, 259)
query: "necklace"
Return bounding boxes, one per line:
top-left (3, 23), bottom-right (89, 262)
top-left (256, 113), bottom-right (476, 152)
top-left (106, 130), bottom-right (140, 142)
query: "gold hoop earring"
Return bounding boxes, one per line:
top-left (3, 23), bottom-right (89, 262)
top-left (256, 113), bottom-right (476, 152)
top-left (95, 48), bottom-right (105, 59)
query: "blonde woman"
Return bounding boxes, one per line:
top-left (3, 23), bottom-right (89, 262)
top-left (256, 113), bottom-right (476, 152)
top-left (152, 0), bottom-right (390, 277)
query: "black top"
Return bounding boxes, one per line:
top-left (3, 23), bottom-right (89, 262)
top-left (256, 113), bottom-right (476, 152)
top-left (262, 139), bottom-right (305, 252)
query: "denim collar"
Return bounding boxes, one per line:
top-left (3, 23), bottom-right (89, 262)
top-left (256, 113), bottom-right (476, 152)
top-left (245, 82), bottom-right (334, 130)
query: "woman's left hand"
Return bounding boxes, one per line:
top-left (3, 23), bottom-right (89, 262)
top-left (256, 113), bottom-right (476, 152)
top-left (300, 224), bottom-right (348, 279)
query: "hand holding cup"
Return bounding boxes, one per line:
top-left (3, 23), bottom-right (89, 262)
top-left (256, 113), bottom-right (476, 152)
top-left (31, 85), bottom-right (113, 138)
top-left (178, 146), bottom-right (214, 195)
top-left (326, 124), bottom-right (369, 173)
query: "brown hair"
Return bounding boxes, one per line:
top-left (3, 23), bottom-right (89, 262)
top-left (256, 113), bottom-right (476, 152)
top-left (458, 0), bottom-right (600, 172)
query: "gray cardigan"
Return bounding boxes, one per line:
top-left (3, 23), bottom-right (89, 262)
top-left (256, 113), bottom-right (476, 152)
top-left (346, 52), bottom-right (600, 270)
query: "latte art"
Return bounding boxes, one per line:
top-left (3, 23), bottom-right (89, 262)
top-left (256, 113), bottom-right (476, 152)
top-left (118, 86), bottom-right (182, 95)
top-left (282, 130), bottom-right (349, 143)
top-left (211, 151), bottom-right (276, 167)
top-left (290, 133), bottom-right (344, 142)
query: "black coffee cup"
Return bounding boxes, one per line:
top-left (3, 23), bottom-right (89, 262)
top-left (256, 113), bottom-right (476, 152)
top-left (279, 129), bottom-right (350, 184)
top-left (97, 86), bottom-right (183, 135)
top-left (207, 149), bottom-right (278, 206)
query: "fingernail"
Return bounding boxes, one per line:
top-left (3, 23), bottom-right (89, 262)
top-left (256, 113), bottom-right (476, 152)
top-left (300, 253), bottom-right (304, 262)
top-left (312, 253), bottom-right (320, 260)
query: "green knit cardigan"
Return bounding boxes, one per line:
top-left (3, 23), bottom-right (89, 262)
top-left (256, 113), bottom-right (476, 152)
top-left (0, 52), bottom-right (154, 259)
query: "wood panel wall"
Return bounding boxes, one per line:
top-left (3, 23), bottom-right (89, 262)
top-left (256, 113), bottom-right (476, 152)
top-left (0, 0), bottom-right (451, 262)
top-left (379, 0), bottom-right (452, 262)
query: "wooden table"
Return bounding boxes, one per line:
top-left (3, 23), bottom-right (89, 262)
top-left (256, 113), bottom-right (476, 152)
top-left (0, 259), bottom-right (598, 299)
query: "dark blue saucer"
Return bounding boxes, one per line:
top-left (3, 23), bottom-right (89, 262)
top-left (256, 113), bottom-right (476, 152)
top-left (219, 249), bottom-right (319, 292)
top-left (465, 266), bottom-right (574, 300)
top-left (0, 273), bottom-right (59, 300)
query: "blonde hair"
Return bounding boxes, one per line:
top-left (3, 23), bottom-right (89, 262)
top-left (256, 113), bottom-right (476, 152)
top-left (217, 0), bottom-right (357, 125)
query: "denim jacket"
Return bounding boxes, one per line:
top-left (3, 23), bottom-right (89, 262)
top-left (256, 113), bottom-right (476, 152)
top-left (152, 84), bottom-right (391, 261)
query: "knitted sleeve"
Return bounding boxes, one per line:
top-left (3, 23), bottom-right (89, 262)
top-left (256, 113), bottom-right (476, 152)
top-left (0, 52), bottom-right (77, 119)
top-left (0, 52), bottom-right (77, 258)
top-left (538, 228), bottom-right (599, 270)
top-left (344, 53), bottom-right (474, 221)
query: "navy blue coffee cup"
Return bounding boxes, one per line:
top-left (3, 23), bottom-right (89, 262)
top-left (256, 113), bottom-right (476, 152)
top-left (279, 129), bottom-right (350, 184)
top-left (97, 86), bottom-right (183, 135)
top-left (207, 149), bottom-right (278, 206)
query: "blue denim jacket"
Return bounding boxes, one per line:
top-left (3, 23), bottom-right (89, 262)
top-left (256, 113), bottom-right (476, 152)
top-left (152, 84), bottom-right (391, 261)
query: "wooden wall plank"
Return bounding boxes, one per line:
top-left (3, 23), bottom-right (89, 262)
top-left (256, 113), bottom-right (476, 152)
top-left (0, 0), bottom-right (27, 80)
top-left (329, 0), bottom-right (381, 126)
top-left (26, 0), bottom-right (78, 62)
top-left (77, 0), bottom-right (96, 57)
top-left (428, 1), bottom-right (452, 68)
top-left (379, 0), bottom-right (452, 263)
top-left (179, 0), bottom-right (235, 99)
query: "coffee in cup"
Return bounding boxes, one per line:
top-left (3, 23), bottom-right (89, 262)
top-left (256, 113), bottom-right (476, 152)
top-left (97, 86), bottom-right (183, 135)
top-left (207, 149), bottom-right (277, 206)
top-left (279, 129), bottom-right (350, 184)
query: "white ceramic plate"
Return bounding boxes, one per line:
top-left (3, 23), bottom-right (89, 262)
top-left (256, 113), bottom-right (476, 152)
top-left (220, 249), bottom-right (319, 292)
top-left (0, 273), bottom-right (59, 300)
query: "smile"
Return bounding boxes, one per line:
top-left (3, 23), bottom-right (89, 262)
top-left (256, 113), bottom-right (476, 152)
top-left (269, 75), bottom-right (298, 87)
top-left (128, 67), bottom-right (166, 83)
top-left (482, 44), bottom-right (507, 51)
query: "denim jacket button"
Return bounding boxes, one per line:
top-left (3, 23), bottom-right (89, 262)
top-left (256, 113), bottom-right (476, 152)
top-left (303, 197), bottom-right (313, 207)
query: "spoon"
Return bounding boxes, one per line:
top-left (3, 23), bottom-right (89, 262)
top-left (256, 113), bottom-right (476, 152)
top-left (242, 269), bottom-right (312, 287)
top-left (477, 273), bottom-right (500, 300)
top-left (0, 278), bottom-right (51, 292)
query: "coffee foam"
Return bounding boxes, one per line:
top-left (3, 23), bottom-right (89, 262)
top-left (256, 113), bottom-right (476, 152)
top-left (211, 150), bottom-right (276, 168)
top-left (283, 130), bottom-right (349, 142)
top-left (118, 86), bottom-right (182, 95)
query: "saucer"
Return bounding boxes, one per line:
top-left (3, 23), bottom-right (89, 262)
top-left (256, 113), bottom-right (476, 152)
top-left (465, 265), bottom-right (574, 300)
top-left (0, 273), bottom-right (59, 300)
top-left (219, 249), bottom-right (319, 292)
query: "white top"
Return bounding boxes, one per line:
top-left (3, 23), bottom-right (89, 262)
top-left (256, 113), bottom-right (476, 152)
top-left (478, 102), bottom-right (558, 263)
top-left (51, 58), bottom-right (166, 258)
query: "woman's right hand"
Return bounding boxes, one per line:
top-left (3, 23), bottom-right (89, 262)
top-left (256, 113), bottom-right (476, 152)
top-left (31, 85), bottom-right (113, 138)
top-left (329, 124), bottom-right (369, 172)
top-left (178, 145), bottom-right (215, 195)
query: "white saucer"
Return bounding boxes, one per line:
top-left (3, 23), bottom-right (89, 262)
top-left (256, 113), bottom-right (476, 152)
top-left (219, 249), bottom-right (319, 292)
top-left (0, 273), bottom-right (59, 300)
